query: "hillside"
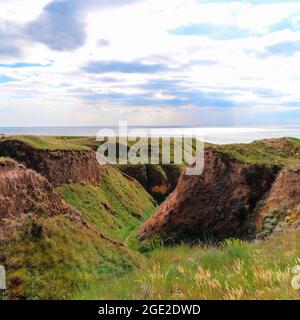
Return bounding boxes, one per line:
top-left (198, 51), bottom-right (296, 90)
top-left (0, 139), bottom-right (155, 299)
top-left (1, 136), bottom-right (300, 300)
top-left (140, 137), bottom-right (300, 243)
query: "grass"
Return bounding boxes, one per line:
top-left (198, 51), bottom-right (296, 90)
top-left (0, 215), bottom-right (142, 300)
top-left (0, 135), bottom-right (96, 150)
top-left (80, 230), bottom-right (300, 300)
top-left (56, 167), bottom-right (155, 249)
top-left (0, 166), bottom-right (155, 300)
top-left (0, 135), bottom-right (199, 156)
top-left (2, 135), bottom-right (300, 168)
top-left (214, 137), bottom-right (300, 167)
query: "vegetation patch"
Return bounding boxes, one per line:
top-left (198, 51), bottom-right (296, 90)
top-left (0, 165), bottom-right (155, 300)
top-left (83, 231), bottom-right (300, 300)
top-left (0, 135), bottom-right (96, 150)
top-left (56, 167), bottom-right (155, 249)
top-left (0, 215), bottom-right (142, 300)
top-left (214, 138), bottom-right (300, 167)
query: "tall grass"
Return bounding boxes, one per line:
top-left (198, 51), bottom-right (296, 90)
top-left (78, 231), bottom-right (300, 300)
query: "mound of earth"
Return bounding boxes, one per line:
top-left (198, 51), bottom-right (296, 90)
top-left (139, 148), bottom-right (278, 242)
top-left (140, 138), bottom-right (300, 243)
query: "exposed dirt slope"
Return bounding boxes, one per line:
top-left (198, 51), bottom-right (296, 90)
top-left (257, 169), bottom-right (300, 220)
top-left (256, 168), bottom-right (300, 238)
top-left (140, 148), bottom-right (278, 242)
top-left (0, 158), bottom-right (83, 240)
top-left (0, 140), bottom-right (102, 186)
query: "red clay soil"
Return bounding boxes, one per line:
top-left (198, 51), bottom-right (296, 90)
top-left (0, 140), bottom-right (103, 186)
top-left (140, 148), bottom-right (278, 242)
top-left (255, 168), bottom-right (300, 226)
top-left (0, 159), bottom-right (83, 239)
top-left (146, 165), bottom-right (172, 198)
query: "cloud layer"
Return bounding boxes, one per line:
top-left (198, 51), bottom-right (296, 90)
top-left (1, 0), bottom-right (300, 126)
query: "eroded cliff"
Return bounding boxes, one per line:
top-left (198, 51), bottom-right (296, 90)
top-left (140, 148), bottom-right (280, 242)
top-left (0, 140), bottom-right (102, 186)
top-left (0, 158), bottom-right (83, 240)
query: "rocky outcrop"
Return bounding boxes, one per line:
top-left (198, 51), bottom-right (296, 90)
top-left (140, 148), bottom-right (278, 243)
top-left (0, 140), bottom-right (103, 186)
top-left (0, 158), bottom-right (83, 240)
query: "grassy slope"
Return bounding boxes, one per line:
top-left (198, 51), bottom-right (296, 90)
top-left (0, 167), bottom-right (155, 300)
top-left (87, 230), bottom-right (300, 300)
top-left (57, 167), bottom-right (155, 249)
top-left (0, 215), bottom-right (141, 300)
top-left (60, 137), bottom-right (300, 300)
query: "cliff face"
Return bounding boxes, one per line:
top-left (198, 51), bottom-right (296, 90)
top-left (0, 158), bottom-right (83, 240)
top-left (257, 169), bottom-right (300, 220)
top-left (0, 140), bottom-right (102, 186)
top-left (140, 148), bottom-right (278, 242)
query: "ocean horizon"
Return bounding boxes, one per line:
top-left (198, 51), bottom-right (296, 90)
top-left (1, 125), bottom-right (300, 144)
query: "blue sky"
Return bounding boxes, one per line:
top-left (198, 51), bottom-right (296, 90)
top-left (1, 0), bottom-right (300, 126)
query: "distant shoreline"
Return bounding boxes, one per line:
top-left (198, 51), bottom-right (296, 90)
top-left (1, 126), bottom-right (300, 144)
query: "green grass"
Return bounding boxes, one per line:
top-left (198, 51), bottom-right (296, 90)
top-left (2, 135), bottom-right (300, 167)
top-left (0, 166), bottom-right (155, 300)
top-left (214, 137), bottom-right (300, 167)
top-left (0, 215), bottom-right (142, 300)
top-left (56, 167), bottom-right (155, 248)
top-left (81, 230), bottom-right (300, 300)
top-left (0, 135), bottom-right (96, 150)
top-left (0, 135), bottom-right (199, 156)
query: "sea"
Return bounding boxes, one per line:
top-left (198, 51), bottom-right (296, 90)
top-left (1, 125), bottom-right (300, 145)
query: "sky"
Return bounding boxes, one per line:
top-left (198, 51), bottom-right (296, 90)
top-left (1, 0), bottom-right (300, 126)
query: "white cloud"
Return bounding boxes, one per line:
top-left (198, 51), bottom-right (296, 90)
top-left (1, 0), bottom-right (300, 126)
